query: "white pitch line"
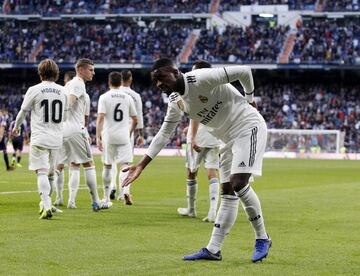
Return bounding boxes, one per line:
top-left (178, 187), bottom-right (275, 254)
top-left (0, 186), bottom-right (90, 195)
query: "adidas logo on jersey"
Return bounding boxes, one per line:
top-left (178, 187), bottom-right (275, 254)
top-left (239, 161), bottom-right (246, 167)
top-left (186, 75), bottom-right (196, 83)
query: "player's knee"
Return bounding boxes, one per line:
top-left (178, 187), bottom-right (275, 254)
top-left (207, 168), bottom-right (217, 180)
top-left (221, 182), bottom-right (234, 195)
top-left (187, 169), bottom-right (197, 180)
top-left (83, 161), bottom-right (93, 168)
top-left (230, 173), bottom-right (251, 192)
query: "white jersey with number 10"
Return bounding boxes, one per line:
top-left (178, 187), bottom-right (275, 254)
top-left (21, 81), bottom-right (66, 149)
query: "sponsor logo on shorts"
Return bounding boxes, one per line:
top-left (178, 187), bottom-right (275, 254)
top-left (239, 161), bottom-right (246, 167)
top-left (249, 215), bottom-right (261, 221)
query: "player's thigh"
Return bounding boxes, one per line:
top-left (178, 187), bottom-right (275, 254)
top-left (29, 145), bottom-right (51, 171)
top-left (66, 133), bottom-right (93, 164)
top-left (203, 147), bottom-right (219, 170)
top-left (231, 122), bottom-right (267, 177)
top-left (114, 143), bottom-right (133, 164)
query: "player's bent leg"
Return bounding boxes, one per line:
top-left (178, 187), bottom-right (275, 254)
top-left (231, 173), bottom-right (270, 262)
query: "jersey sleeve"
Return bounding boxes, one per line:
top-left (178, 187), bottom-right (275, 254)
top-left (85, 94), bottom-right (90, 116)
top-left (69, 81), bottom-right (84, 99)
top-left (128, 97), bottom-right (137, 117)
top-left (135, 94), bottom-right (143, 129)
top-left (192, 66), bottom-right (254, 100)
top-left (146, 102), bottom-right (182, 159)
top-left (97, 95), bottom-right (106, 114)
top-left (20, 87), bottom-right (35, 112)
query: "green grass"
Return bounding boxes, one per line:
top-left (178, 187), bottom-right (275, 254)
top-left (0, 156), bottom-right (359, 275)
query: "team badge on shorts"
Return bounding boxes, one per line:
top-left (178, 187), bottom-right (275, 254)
top-left (198, 95), bottom-right (208, 103)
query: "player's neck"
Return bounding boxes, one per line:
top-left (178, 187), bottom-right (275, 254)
top-left (175, 74), bottom-right (185, 95)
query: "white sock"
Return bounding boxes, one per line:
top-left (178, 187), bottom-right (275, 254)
top-left (68, 167), bottom-right (80, 204)
top-left (119, 170), bottom-right (128, 197)
top-left (84, 167), bottom-right (100, 204)
top-left (235, 184), bottom-right (267, 240)
top-left (102, 167), bottom-right (112, 201)
top-left (206, 195), bottom-right (239, 254)
top-left (37, 172), bottom-right (52, 209)
top-left (55, 169), bottom-right (64, 201)
top-left (209, 178), bottom-right (219, 213)
top-left (48, 175), bottom-right (55, 198)
top-left (110, 164), bottom-right (117, 191)
top-left (186, 179), bottom-right (197, 212)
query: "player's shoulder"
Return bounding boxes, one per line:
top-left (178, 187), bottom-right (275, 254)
top-left (168, 92), bottom-right (181, 104)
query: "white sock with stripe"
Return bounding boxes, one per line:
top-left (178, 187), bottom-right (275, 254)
top-left (102, 167), bottom-right (112, 201)
top-left (186, 179), bottom-right (197, 212)
top-left (68, 167), bottom-right (80, 204)
top-left (84, 167), bottom-right (100, 204)
top-left (206, 195), bottom-right (239, 254)
top-left (55, 169), bottom-right (64, 202)
top-left (209, 178), bottom-right (219, 213)
top-left (235, 184), bottom-right (267, 240)
top-left (37, 172), bottom-right (52, 209)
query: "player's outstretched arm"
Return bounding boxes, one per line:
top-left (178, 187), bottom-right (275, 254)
top-left (12, 109), bottom-right (27, 136)
top-left (122, 155), bottom-right (152, 187)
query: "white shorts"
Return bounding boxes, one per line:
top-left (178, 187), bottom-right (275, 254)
top-left (102, 143), bottom-right (133, 165)
top-left (186, 144), bottom-right (219, 173)
top-left (59, 133), bottom-right (93, 165)
top-left (219, 122), bottom-right (267, 183)
top-left (29, 145), bottom-right (58, 174)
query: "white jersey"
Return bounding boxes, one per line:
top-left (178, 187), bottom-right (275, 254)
top-left (186, 120), bottom-right (219, 148)
top-left (63, 76), bottom-right (88, 137)
top-left (21, 81), bottom-right (66, 149)
top-left (120, 86), bottom-right (143, 129)
top-left (98, 88), bottom-right (137, 145)
top-left (147, 66), bottom-right (265, 159)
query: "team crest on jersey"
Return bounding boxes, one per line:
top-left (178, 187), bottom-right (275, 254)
top-left (198, 95), bottom-right (208, 103)
top-left (177, 100), bottom-right (185, 111)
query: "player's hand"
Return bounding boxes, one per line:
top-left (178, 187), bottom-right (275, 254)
top-left (96, 137), bottom-right (103, 151)
top-left (11, 129), bottom-right (19, 137)
top-left (191, 140), bottom-right (201, 153)
top-left (249, 101), bottom-right (257, 109)
top-left (136, 136), bottom-right (144, 146)
top-left (122, 165), bottom-right (143, 187)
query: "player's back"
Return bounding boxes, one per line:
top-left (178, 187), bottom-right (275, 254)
top-left (64, 76), bottom-right (88, 137)
top-left (23, 81), bottom-right (66, 149)
top-left (99, 88), bottom-right (136, 145)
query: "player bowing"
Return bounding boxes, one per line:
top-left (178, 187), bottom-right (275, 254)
top-left (123, 58), bottom-right (271, 263)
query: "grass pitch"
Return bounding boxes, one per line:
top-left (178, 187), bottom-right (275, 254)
top-left (0, 156), bottom-right (359, 275)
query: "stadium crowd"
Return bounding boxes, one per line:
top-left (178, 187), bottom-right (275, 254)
top-left (190, 22), bottom-right (290, 63)
top-left (1, 81), bottom-right (359, 152)
top-left (0, 19), bottom-right (194, 63)
top-left (290, 17), bottom-right (360, 65)
top-left (1, 0), bottom-right (210, 14)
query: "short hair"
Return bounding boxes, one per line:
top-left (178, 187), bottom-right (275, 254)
top-left (192, 60), bottom-right (212, 69)
top-left (75, 58), bottom-right (94, 71)
top-left (151, 58), bottom-right (176, 72)
top-left (121, 70), bottom-right (132, 82)
top-left (108, 71), bottom-right (122, 87)
top-left (38, 58), bottom-right (59, 82)
top-left (64, 71), bottom-right (76, 80)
